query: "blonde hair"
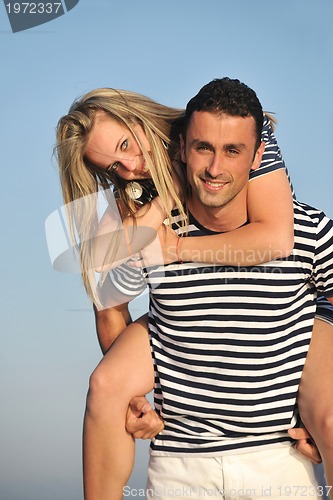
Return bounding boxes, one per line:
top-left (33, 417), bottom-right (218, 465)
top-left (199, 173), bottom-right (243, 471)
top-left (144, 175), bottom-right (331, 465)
top-left (55, 88), bottom-right (185, 306)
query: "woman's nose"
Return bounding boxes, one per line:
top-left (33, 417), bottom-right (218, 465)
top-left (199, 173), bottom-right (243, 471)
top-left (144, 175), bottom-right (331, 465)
top-left (120, 158), bottom-right (138, 171)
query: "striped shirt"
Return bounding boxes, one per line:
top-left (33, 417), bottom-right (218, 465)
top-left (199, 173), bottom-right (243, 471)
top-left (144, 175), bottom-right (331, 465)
top-left (144, 201), bottom-right (333, 456)
top-left (251, 115), bottom-right (286, 179)
top-left (109, 201), bottom-right (333, 456)
top-left (251, 115), bottom-right (294, 196)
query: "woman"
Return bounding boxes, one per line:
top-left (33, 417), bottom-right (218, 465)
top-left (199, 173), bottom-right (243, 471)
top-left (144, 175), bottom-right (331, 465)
top-left (56, 87), bottom-right (333, 499)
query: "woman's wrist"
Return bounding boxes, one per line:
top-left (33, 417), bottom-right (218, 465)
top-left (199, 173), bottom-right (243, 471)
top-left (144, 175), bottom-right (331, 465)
top-left (176, 236), bottom-right (183, 264)
top-left (151, 196), bottom-right (168, 218)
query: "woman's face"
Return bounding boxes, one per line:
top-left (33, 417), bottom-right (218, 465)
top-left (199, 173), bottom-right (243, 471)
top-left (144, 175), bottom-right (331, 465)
top-left (85, 112), bottom-right (152, 181)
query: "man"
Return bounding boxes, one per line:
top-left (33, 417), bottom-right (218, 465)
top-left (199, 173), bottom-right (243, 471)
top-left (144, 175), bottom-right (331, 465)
top-left (97, 78), bottom-right (333, 498)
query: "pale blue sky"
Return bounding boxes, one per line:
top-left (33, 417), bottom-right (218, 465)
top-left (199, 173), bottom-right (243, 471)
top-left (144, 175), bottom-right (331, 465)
top-left (1, 1), bottom-right (333, 498)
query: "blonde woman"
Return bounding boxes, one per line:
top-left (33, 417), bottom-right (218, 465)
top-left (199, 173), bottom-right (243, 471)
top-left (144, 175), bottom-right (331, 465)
top-left (56, 85), bottom-right (333, 499)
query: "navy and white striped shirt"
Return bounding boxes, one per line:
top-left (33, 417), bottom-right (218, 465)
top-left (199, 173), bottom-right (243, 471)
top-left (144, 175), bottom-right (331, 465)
top-left (144, 202), bottom-right (333, 456)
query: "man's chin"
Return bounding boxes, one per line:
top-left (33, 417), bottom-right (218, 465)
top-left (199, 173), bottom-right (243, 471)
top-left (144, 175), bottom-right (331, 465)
top-left (197, 192), bottom-right (228, 209)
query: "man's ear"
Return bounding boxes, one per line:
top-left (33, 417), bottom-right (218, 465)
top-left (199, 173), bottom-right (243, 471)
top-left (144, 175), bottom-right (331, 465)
top-left (251, 141), bottom-right (265, 171)
top-left (180, 134), bottom-right (186, 163)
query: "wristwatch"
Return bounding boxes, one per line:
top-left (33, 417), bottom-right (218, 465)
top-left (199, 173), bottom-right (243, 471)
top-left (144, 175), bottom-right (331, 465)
top-left (125, 180), bottom-right (158, 204)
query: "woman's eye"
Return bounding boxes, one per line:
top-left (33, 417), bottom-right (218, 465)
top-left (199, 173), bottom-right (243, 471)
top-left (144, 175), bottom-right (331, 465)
top-left (107, 161), bottom-right (120, 172)
top-left (121, 139), bottom-right (128, 151)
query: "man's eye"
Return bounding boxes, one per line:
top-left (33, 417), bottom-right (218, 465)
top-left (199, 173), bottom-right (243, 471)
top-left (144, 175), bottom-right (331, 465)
top-left (227, 149), bottom-right (238, 155)
top-left (121, 139), bottom-right (128, 151)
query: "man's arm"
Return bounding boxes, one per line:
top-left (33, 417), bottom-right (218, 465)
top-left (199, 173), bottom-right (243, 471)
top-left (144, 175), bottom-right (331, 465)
top-left (126, 397), bottom-right (164, 439)
top-left (290, 300), bottom-right (333, 464)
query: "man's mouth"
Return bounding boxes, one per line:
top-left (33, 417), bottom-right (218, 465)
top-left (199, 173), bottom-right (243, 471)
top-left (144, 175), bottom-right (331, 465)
top-left (201, 178), bottom-right (228, 189)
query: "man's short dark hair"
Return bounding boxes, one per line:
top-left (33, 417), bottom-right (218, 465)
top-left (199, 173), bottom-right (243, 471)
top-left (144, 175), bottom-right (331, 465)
top-left (184, 78), bottom-right (264, 150)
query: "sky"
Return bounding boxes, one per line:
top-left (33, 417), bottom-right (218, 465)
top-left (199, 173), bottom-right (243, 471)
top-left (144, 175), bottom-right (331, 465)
top-left (1, 1), bottom-right (333, 498)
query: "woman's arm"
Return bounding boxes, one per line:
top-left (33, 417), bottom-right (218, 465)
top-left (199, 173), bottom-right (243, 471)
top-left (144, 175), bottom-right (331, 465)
top-left (94, 195), bottom-right (171, 272)
top-left (96, 172), bottom-right (294, 269)
top-left (93, 269), bottom-right (146, 352)
top-left (178, 168), bottom-right (294, 265)
top-left (97, 169), bottom-right (294, 269)
top-left (172, 115), bottom-right (294, 266)
top-left (94, 303), bottom-right (132, 354)
top-left (96, 116), bottom-right (294, 268)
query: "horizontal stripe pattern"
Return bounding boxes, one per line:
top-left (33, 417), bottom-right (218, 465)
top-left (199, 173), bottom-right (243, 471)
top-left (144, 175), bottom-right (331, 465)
top-left (250, 116), bottom-right (294, 196)
top-left (144, 201), bottom-right (333, 456)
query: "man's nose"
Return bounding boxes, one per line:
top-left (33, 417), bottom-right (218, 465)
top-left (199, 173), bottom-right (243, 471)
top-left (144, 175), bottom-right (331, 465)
top-left (206, 153), bottom-right (223, 177)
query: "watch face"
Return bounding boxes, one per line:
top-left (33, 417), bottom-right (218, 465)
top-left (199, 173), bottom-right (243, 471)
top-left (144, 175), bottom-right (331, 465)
top-left (125, 181), bottom-right (158, 204)
top-left (125, 182), bottom-right (144, 200)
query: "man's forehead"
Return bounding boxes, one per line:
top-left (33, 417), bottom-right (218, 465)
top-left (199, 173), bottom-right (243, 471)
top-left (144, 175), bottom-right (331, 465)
top-left (189, 110), bottom-right (255, 124)
top-left (187, 111), bottom-right (257, 140)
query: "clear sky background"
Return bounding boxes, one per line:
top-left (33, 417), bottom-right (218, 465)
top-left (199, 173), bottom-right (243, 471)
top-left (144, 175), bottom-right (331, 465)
top-left (1, 1), bottom-right (333, 498)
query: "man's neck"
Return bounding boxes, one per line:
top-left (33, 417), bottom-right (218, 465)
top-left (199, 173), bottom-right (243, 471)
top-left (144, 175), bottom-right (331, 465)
top-left (187, 194), bottom-right (248, 233)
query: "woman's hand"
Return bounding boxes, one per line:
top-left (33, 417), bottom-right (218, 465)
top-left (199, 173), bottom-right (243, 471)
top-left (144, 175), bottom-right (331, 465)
top-left (129, 225), bottom-right (181, 267)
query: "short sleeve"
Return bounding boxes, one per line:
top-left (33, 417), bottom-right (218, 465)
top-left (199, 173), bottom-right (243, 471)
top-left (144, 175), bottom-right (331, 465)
top-left (96, 263), bottom-right (147, 310)
top-left (249, 116), bottom-right (294, 197)
top-left (312, 215), bottom-right (333, 298)
top-left (315, 295), bottom-right (333, 326)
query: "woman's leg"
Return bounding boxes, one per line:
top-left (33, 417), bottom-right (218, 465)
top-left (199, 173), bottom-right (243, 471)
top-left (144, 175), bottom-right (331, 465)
top-left (83, 315), bottom-right (154, 500)
top-left (298, 319), bottom-right (333, 496)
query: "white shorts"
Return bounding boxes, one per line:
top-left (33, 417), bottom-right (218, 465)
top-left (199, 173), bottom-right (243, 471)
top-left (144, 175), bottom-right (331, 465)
top-left (147, 446), bottom-right (328, 499)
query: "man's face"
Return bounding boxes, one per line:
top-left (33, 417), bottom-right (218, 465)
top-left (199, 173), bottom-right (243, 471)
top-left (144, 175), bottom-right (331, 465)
top-left (181, 111), bottom-right (264, 211)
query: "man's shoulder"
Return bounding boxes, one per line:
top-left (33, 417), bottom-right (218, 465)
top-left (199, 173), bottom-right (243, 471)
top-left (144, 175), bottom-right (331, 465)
top-left (293, 200), bottom-right (333, 251)
top-left (293, 200), bottom-right (332, 225)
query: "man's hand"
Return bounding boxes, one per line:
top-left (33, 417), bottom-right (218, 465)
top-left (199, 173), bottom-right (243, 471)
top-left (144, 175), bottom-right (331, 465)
top-left (126, 396), bottom-right (164, 439)
top-left (288, 427), bottom-right (322, 464)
